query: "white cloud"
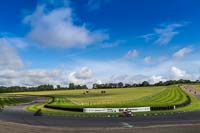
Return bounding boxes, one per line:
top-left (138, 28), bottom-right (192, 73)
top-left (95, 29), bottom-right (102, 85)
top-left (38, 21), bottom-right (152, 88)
top-left (173, 47), bottom-right (192, 59)
top-left (73, 67), bottom-right (92, 79)
top-left (1, 57), bottom-right (200, 87)
top-left (0, 68), bottom-right (67, 87)
top-left (144, 56), bottom-right (152, 64)
top-left (140, 22), bottom-right (187, 45)
top-left (170, 66), bottom-right (187, 79)
top-left (149, 75), bottom-right (167, 84)
top-left (70, 59), bottom-right (145, 84)
top-left (109, 74), bottom-right (129, 83)
top-left (0, 43), bottom-right (24, 70)
top-left (154, 23), bottom-right (184, 45)
top-left (96, 80), bottom-right (102, 84)
top-left (20, 69), bottom-right (67, 86)
top-left (68, 67), bottom-right (93, 85)
top-left (109, 74), bottom-right (167, 84)
top-left (0, 69), bottom-right (18, 79)
top-left (77, 59), bottom-right (136, 77)
top-left (24, 5), bottom-right (108, 48)
top-left (72, 59), bottom-right (163, 84)
top-left (124, 49), bottom-right (138, 59)
top-left (0, 40), bottom-right (68, 86)
top-left (100, 74), bottom-right (149, 84)
top-left (0, 37), bottom-right (28, 49)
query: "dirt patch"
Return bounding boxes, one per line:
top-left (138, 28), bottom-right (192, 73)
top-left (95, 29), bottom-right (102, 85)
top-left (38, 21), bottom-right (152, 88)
top-left (183, 85), bottom-right (200, 95)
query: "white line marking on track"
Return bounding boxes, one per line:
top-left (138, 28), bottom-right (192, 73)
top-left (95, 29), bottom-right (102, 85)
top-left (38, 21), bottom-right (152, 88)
top-left (121, 122), bottom-right (133, 128)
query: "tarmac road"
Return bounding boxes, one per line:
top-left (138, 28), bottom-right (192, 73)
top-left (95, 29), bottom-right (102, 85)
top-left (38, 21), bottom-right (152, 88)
top-left (1, 105), bottom-right (200, 128)
top-left (1, 120), bottom-right (200, 133)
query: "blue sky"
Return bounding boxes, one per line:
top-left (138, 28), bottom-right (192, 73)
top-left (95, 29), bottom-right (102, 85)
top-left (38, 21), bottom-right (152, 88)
top-left (0, 0), bottom-right (200, 87)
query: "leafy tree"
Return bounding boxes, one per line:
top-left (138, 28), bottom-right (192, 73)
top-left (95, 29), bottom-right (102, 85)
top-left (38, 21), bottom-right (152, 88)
top-left (69, 83), bottom-right (75, 89)
top-left (117, 82), bottom-right (124, 88)
top-left (142, 81), bottom-right (150, 86)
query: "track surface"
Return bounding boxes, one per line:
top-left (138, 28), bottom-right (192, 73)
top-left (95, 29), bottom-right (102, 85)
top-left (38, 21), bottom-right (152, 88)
top-left (1, 121), bottom-right (200, 133)
top-left (0, 85), bottom-right (200, 130)
top-left (1, 105), bottom-right (200, 128)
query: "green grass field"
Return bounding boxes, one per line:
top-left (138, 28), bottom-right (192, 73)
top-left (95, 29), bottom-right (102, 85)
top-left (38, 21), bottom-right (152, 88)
top-left (48, 85), bottom-right (188, 108)
top-left (7, 85), bottom-right (200, 116)
top-left (0, 96), bottom-right (29, 107)
top-left (12, 86), bottom-right (166, 107)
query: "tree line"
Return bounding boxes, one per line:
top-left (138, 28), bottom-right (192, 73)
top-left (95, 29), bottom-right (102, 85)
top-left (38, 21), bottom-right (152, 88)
top-left (0, 84), bottom-right (88, 93)
top-left (93, 79), bottom-right (200, 89)
top-left (0, 79), bottom-right (199, 93)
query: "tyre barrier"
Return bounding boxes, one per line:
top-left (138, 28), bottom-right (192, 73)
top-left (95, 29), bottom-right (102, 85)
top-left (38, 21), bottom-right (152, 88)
top-left (44, 104), bottom-right (83, 112)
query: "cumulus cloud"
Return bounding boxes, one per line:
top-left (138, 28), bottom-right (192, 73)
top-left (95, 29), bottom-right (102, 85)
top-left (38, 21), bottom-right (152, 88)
top-left (86, 0), bottom-right (111, 11)
top-left (0, 68), bottom-right (67, 86)
top-left (0, 38), bottom-right (68, 86)
top-left (20, 69), bottom-right (67, 86)
top-left (0, 43), bottom-right (24, 70)
top-left (124, 49), bottom-right (138, 59)
top-left (173, 47), bottom-right (192, 59)
top-left (24, 5), bottom-right (108, 48)
top-left (109, 74), bottom-right (167, 84)
top-left (1, 57), bottom-right (200, 87)
top-left (68, 67), bottom-right (93, 85)
top-left (149, 75), bottom-right (167, 84)
top-left (0, 69), bottom-right (18, 79)
top-left (170, 66), bottom-right (187, 79)
top-left (73, 67), bottom-right (92, 79)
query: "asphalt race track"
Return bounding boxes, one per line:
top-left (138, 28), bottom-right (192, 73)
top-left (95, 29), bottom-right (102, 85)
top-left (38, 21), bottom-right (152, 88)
top-left (1, 104), bottom-right (200, 128)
